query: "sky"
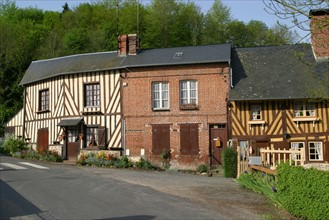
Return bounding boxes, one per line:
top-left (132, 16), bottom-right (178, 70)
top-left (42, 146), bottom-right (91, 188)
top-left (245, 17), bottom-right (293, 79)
top-left (13, 0), bottom-right (309, 42)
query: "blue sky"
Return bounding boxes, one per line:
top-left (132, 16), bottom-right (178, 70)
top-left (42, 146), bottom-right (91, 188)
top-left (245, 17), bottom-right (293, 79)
top-left (14, 0), bottom-right (309, 42)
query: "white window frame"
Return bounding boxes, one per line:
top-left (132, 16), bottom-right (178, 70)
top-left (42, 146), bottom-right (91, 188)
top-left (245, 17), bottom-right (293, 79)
top-left (251, 105), bottom-right (262, 120)
top-left (308, 141), bottom-right (323, 161)
top-left (294, 101), bottom-right (315, 117)
top-left (180, 80), bottom-right (198, 105)
top-left (152, 82), bottom-right (169, 110)
top-left (291, 142), bottom-right (304, 160)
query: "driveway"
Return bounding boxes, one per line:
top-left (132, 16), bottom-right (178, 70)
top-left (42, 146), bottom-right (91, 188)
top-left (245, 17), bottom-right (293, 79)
top-left (80, 166), bottom-right (295, 220)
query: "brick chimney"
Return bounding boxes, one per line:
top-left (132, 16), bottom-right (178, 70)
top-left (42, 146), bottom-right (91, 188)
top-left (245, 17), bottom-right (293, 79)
top-left (309, 9), bottom-right (329, 61)
top-left (118, 34), bottom-right (140, 56)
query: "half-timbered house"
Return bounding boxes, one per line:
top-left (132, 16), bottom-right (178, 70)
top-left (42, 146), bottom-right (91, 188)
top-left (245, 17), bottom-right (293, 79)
top-left (6, 52), bottom-right (124, 160)
top-left (229, 9), bottom-right (329, 165)
top-left (229, 44), bottom-right (329, 164)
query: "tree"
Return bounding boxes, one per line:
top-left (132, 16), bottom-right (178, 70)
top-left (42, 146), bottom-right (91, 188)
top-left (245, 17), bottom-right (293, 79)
top-left (202, 0), bottom-right (232, 45)
top-left (263, 0), bottom-right (329, 38)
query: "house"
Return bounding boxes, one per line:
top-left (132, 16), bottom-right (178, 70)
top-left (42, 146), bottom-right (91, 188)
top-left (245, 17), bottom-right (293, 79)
top-left (119, 37), bottom-right (231, 169)
top-left (5, 34), bottom-right (232, 169)
top-left (6, 51), bottom-right (125, 159)
top-left (229, 9), bottom-right (329, 165)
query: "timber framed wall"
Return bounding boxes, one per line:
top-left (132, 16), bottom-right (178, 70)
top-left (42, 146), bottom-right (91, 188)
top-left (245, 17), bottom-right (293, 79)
top-left (230, 100), bottom-right (329, 163)
top-left (23, 70), bottom-right (122, 150)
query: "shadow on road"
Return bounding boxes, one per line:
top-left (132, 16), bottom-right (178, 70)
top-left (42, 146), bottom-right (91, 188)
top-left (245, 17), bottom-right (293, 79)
top-left (0, 179), bottom-right (42, 219)
top-left (102, 215), bottom-right (155, 220)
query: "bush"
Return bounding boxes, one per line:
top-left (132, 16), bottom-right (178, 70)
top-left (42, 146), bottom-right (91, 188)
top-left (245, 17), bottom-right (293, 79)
top-left (197, 164), bottom-right (208, 173)
top-left (114, 156), bottom-right (133, 168)
top-left (135, 157), bottom-right (155, 170)
top-left (18, 149), bottom-right (63, 162)
top-left (0, 134), bottom-right (28, 156)
top-left (222, 147), bottom-right (237, 178)
top-left (276, 163), bottom-right (329, 220)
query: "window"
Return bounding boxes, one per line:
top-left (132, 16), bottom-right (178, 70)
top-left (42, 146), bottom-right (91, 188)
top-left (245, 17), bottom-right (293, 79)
top-left (180, 124), bottom-right (199, 155)
top-left (251, 105), bottom-right (261, 120)
top-left (294, 101), bottom-right (315, 117)
top-left (86, 127), bottom-right (98, 147)
top-left (152, 82), bottom-right (169, 110)
top-left (152, 124), bottom-right (170, 155)
top-left (309, 142), bottom-right (323, 161)
top-left (39, 89), bottom-right (49, 111)
top-left (84, 83), bottom-right (100, 107)
top-left (239, 140), bottom-right (249, 160)
top-left (67, 126), bottom-right (79, 143)
top-left (291, 142), bottom-right (304, 160)
top-left (180, 80), bottom-right (198, 107)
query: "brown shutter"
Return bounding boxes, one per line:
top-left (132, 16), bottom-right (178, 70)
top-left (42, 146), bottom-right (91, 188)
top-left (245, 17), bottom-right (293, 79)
top-left (98, 127), bottom-right (106, 147)
top-left (190, 124), bottom-right (199, 155)
top-left (152, 125), bottom-right (170, 155)
top-left (180, 124), bottom-right (191, 155)
top-left (37, 128), bottom-right (49, 152)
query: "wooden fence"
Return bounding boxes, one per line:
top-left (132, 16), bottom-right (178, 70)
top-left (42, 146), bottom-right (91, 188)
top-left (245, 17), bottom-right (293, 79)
top-left (237, 146), bottom-right (305, 177)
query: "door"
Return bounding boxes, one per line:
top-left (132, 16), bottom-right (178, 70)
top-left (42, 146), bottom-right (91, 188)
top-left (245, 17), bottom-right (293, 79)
top-left (37, 128), bottom-right (49, 152)
top-left (252, 141), bottom-right (269, 156)
top-left (210, 124), bottom-right (228, 166)
top-left (67, 126), bottom-right (80, 158)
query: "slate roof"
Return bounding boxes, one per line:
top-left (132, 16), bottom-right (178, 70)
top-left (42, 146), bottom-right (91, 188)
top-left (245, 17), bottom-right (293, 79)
top-left (229, 44), bottom-right (329, 101)
top-left (20, 44), bottom-right (231, 85)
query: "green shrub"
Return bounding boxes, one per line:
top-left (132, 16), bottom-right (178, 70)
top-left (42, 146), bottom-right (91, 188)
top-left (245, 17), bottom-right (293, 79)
top-left (197, 164), bottom-right (208, 173)
top-left (237, 171), bottom-right (278, 204)
top-left (135, 157), bottom-right (155, 170)
top-left (0, 134), bottom-right (28, 156)
top-left (222, 147), bottom-right (237, 178)
top-left (114, 156), bottom-right (133, 168)
top-left (276, 163), bottom-right (329, 220)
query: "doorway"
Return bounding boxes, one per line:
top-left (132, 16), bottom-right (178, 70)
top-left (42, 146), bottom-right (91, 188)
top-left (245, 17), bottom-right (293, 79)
top-left (210, 124), bottom-right (228, 166)
top-left (66, 126), bottom-right (80, 159)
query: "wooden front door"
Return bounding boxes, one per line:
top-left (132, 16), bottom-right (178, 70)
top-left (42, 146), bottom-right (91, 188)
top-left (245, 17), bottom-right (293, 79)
top-left (210, 124), bottom-right (228, 166)
top-left (37, 128), bottom-right (49, 152)
top-left (67, 126), bottom-right (80, 158)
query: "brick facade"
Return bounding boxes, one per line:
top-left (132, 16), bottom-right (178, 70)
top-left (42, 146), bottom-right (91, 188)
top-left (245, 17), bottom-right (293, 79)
top-left (122, 63), bottom-right (230, 169)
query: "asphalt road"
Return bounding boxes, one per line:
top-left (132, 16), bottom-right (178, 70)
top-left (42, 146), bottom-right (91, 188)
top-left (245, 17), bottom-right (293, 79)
top-left (0, 156), bottom-right (293, 220)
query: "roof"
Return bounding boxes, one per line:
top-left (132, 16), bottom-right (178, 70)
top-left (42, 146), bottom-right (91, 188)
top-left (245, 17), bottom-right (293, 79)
top-left (229, 44), bottom-right (329, 101)
top-left (20, 51), bottom-right (124, 85)
top-left (309, 8), bottom-right (329, 16)
top-left (123, 44), bottom-right (231, 68)
top-left (57, 118), bottom-right (83, 127)
top-left (20, 44), bottom-right (231, 85)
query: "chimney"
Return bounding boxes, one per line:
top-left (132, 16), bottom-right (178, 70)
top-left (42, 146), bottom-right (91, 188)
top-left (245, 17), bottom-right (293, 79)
top-left (118, 35), bottom-right (128, 56)
top-left (309, 9), bottom-right (329, 61)
top-left (118, 34), bottom-right (140, 56)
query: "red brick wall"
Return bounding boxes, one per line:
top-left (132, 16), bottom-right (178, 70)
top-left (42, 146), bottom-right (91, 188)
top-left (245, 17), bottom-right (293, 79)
top-left (311, 14), bottom-right (329, 59)
top-left (122, 63), bottom-right (230, 169)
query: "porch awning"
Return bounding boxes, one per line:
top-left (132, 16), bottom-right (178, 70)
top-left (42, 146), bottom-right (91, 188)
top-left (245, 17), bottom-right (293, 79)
top-left (57, 118), bottom-right (83, 127)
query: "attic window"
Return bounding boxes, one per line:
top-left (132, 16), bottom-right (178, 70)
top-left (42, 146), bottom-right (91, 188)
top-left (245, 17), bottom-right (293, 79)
top-left (173, 52), bottom-right (183, 59)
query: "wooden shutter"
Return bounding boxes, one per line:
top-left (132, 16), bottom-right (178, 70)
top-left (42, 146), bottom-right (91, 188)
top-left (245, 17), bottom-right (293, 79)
top-left (180, 124), bottom-right (199, 155)
top-left (37, 128), bottom-right (49, 152)
top-left (98, 127), bottom-right (106, 148)
top-left (152, 125), bottom-right (170, 155)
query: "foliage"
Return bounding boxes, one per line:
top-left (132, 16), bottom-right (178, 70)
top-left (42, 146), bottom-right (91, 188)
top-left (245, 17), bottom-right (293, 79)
top-left (276, 163), bottom-right (329, 220)
top-left (196, 164), bottom-right (208, 173)
top-left (0, 134), bottom-right (28, 156)
top-left (222, 147), bottom-right (237, 178)
top-left (135, 157), bottom-right (156, 170)
top-left (237, 171), bottom-right (278, 204)
top-left (15, 148), bottom-right (63, 162)
top-left (76, 152), bottom-right (156, 170)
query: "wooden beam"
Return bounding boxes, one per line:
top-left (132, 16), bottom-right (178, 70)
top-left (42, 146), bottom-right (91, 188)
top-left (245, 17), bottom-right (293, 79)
top-left (250, 165), bottom-right (276, 175)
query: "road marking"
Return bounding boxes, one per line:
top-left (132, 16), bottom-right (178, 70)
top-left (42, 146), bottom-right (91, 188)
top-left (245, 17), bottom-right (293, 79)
top-left (19, 162), bottom-right (49, 169)
top-left (0, 163), bottom-right (27, 170)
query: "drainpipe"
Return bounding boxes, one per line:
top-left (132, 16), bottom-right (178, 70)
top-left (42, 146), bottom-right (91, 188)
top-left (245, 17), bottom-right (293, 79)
top-left (22, 86), bottom-right (26, 141)
top-left (122, 118), bottom-right (126, 156)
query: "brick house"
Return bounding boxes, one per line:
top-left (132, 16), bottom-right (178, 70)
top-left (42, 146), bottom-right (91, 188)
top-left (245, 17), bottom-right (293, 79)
top-left (120, 37), bottom-right (231, 169)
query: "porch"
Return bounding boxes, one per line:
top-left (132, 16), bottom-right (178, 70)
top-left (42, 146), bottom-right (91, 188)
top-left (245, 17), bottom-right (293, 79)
top-left (237, 146), bottom-right (305, 177)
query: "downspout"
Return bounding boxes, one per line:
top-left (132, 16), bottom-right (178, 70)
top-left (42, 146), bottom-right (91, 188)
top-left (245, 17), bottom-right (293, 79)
top-left (22, 86), bottom-right (26, 141)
